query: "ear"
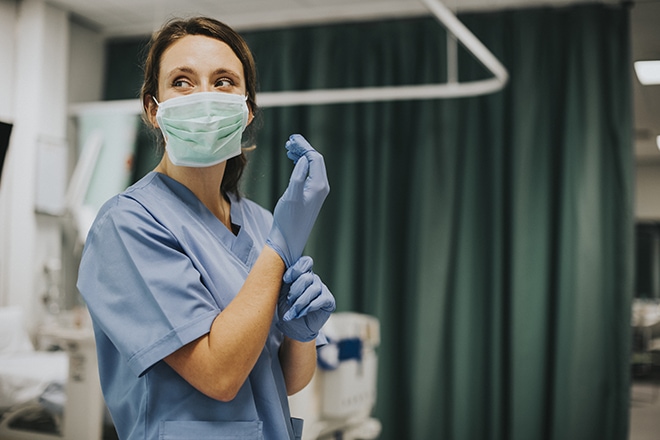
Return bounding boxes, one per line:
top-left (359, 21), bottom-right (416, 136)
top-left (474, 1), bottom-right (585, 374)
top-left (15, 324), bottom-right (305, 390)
top-left (246, 104), bottom-right (255, 126)
top-left (144, 95), bottom-right (159, 128)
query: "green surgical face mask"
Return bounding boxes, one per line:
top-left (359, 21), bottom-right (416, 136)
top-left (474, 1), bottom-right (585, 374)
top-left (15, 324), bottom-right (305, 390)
top-left (155, 91), bottom-right (249, 167)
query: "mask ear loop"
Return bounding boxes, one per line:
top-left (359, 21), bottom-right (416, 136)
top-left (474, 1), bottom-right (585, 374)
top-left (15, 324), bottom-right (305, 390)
top-left (150, 96), bottom-right (164, 140)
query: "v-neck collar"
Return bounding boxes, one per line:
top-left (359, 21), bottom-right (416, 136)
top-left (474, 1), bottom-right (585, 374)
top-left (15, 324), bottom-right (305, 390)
top-left (152, 172), bottom-right (257, 266)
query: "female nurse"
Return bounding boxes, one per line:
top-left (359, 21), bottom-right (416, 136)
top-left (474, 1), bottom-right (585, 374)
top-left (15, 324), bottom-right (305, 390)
top-left (77, 16), bottom-right (334, 440)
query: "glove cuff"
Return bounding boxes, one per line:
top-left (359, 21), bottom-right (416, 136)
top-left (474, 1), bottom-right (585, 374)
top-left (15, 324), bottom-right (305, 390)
top-left (265, 230), bottom-right (293, 267)
top-left (276, 321), bottom-right (318, 342)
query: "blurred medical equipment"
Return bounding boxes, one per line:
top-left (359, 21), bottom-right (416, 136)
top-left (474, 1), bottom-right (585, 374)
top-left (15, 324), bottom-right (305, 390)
top-left (0, 306), bottom-right (104, 440)
top-left (64, 129), bottom-right (103, 248)
top-left (631, 299), bottom-right (660, 402)
top-left (289, 312), bottom-right (381, 440)
top-left (66, 111), bottom-right (139, 248)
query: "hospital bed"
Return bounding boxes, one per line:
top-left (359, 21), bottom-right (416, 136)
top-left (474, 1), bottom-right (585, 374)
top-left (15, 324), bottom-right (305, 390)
top-left (0, 306), bottom-right (104, 440)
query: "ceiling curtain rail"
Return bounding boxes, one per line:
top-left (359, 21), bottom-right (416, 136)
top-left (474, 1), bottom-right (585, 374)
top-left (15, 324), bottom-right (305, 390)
top-left (69, 0), bottom-right (509, 116)
top-left (258, 0), bottom-right (509, 106)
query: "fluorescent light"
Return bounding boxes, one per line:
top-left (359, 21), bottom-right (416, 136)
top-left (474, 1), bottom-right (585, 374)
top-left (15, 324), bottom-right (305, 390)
top-left (635, 61), bottom-right (660, 85)
top-left (657, 135), bottom-right (660, 150)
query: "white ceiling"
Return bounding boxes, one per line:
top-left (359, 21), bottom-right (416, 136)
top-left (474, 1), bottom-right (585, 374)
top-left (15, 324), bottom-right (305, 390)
top-left (54, 0), bottom-right (608, 36)
top-left (49, 0), bottom-right (660, 163)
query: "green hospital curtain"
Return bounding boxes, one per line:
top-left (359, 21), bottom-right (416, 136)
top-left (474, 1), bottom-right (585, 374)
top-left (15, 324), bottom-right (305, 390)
top-left (240, 4), bottom-right (633, 440)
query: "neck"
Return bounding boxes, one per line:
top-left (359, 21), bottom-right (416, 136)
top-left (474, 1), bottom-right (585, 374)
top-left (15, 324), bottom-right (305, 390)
top-left (154, 157), bottom-right (231, 229)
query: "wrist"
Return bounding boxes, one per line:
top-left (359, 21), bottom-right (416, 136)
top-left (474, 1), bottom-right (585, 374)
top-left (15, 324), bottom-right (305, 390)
top-left (262, 244), bottom-right (287, 271)
top-left (283, 335), bottom-right (316, 348)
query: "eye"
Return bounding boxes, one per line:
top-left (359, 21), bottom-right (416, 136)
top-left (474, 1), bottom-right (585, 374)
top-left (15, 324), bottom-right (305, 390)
top-left (215, 77), bottom-right (235, 89)
top-left (172, 78), bottom-right (193, 89)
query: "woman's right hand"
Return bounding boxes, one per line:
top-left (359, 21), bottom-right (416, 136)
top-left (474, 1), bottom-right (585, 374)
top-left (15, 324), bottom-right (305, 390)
top-left (266, 134), bottom-right (330, 267)
top-left (277, 256), bottom-right (336, 342)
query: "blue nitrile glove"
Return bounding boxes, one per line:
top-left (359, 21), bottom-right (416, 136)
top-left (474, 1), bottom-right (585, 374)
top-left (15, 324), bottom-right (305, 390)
top-left (266, 135), bottom-right (330, 268)
top-left (277, 256), bottom-right (336, 342)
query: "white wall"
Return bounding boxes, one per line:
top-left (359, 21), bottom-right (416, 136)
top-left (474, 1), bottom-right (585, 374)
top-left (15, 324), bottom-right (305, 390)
top-left (0, 0), bottom-right (105, 328)
top-left (68, 19), bottom-right (105, 105)
top-left (0, 1), bottom-right (16, 122)
top-left (0, 0), bottom-right (68, 330)
top-left (0, 0), bottom-right (104, 333)
top-left (0, 0), bottom-right (17, 309)
top-left (636, 163), bottom-right (660, 221)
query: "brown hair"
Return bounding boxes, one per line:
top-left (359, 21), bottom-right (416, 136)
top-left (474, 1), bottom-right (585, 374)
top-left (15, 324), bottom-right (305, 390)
top-left (140, 16), bottom-right (259, 198)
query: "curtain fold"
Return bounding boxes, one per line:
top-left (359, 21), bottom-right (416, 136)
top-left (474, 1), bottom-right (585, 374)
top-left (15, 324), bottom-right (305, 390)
top-left (240, 4), bottom-right (633, 440)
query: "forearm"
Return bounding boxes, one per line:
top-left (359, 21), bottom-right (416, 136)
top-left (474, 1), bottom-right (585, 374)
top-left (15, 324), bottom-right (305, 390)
top-left (279, 337), bottom-right (317, 395)
top-left (165, 246), bottom-right (285, 401)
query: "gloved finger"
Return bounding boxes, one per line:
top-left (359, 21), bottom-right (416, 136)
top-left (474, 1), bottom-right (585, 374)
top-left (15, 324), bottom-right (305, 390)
top-left (283, 256), bottom-right (314, 285)
top-left (283, 274), bottom-right (323, 321)
top-left (281, 155), bottom-right (309, 201)
top-left (286, 272), bottom-right (316, 305)
top-left (287, 135), bottom-right (325, 171)
top-left (286, 136), bottom-right (329, 196)
top-left (304, 150), bottom-right (329, 196)
top-left (290, 281), bottom-right (335, 318)
top-left (285, 134), bottom-right (315, 163)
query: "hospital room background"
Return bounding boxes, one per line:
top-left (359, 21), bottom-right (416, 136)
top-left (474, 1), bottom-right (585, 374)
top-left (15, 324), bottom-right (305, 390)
top-left (0, 0), bottom-right (659, 439)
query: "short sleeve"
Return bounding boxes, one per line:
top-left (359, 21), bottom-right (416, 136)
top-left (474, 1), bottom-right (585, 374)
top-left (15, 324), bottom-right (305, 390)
top-left (78, 196), bottom-right (220, 377)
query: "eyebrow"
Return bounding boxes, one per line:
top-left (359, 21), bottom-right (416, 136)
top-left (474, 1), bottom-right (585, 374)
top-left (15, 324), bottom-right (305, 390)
top-left (165, 66), bottom-right (242, 82)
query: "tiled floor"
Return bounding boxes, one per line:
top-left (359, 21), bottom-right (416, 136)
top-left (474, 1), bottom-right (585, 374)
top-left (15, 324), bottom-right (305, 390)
top-left (630, 379), bottom-right (660, 440)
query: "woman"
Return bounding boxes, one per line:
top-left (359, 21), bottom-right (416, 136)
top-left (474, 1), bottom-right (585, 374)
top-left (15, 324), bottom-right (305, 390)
top-left (77, 17), bottom-right (334, 440)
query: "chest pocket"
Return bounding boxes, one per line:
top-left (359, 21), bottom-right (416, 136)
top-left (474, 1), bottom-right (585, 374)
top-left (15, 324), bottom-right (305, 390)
top-left (159, 420), bottom-right (264, 439)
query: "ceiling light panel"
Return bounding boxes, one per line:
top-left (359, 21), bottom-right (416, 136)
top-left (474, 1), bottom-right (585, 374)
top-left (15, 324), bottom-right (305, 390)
top-left (635, 60), bottom-right (660, 85)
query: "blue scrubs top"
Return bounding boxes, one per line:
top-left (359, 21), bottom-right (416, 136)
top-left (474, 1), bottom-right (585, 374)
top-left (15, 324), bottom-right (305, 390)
top-left (77, 172), bottom-right (301, 440)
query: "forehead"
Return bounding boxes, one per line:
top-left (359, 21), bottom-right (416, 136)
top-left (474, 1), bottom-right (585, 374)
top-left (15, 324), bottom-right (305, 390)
top-left (159, 34), bottom-right (244, 78)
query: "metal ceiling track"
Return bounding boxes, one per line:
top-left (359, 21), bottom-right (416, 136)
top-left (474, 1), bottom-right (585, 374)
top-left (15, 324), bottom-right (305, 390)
top-left (70, 0), bottom-right (509, 115)
top-left (257, 0), bottom-right (510, 106)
